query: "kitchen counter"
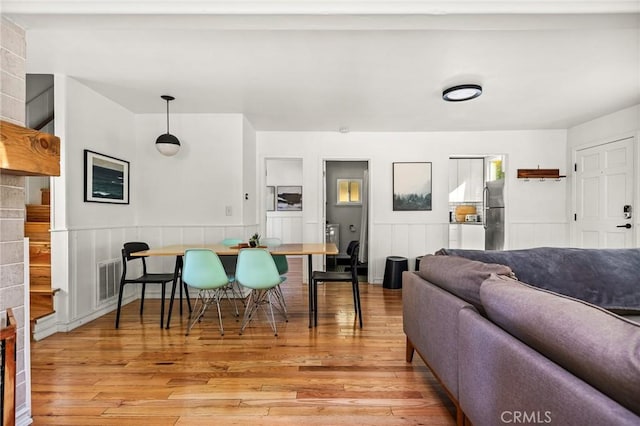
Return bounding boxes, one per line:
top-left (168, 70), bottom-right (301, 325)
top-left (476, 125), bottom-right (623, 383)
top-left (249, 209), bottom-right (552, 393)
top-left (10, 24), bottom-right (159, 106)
top-left (450, 221), bottom-right (483, 225)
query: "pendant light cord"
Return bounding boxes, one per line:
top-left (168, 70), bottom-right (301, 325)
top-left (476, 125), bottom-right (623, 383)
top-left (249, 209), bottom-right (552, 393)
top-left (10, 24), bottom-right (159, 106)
top-left (166, 99), bottom-right (170, 134)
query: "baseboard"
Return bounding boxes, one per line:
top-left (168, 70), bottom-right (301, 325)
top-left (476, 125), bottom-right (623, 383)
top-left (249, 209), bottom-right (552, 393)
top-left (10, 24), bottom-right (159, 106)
top-left (32, 312), bottom-right (57, 341)
top-left (32, 294), bottom-right (138, 339)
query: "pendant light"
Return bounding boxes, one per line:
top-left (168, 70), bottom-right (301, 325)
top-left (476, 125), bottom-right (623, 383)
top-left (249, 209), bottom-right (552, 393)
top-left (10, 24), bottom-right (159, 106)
top-left (156, 95), bottom-right (181, 156)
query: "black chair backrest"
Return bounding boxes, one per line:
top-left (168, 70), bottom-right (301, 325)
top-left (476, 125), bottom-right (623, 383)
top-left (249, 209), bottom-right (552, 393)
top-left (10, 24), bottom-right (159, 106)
top-left (123, 242), bottom-right (150, 260)
top-left (348, 241), bottom-right (360, 281)
top-left (122, 242), bottom-right (150, 276)
top-left (346, 240), bottom-right (359, 256)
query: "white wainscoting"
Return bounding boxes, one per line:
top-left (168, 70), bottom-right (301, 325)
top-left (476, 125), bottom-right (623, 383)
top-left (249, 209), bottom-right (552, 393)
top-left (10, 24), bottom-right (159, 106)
top-left (50, 221), bottom-right (569, 333)
top-left (370, 223), bottom-right (449, 283)
top-left (50, 224), bottom-right (259, 333)
top-left (509, 222), bottom-right (569, 249)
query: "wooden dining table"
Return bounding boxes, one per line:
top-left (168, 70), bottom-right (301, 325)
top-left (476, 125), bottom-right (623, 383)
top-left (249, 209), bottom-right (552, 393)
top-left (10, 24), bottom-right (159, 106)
top-left (131, 243), bottom-right (339, 329)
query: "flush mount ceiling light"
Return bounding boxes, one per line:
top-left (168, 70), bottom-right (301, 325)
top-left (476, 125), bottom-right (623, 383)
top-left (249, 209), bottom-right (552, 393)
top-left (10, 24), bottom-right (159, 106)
top-left (155, 95), bottom-right (181, 156)
top-left (442, 84), bottom-right (483, 102)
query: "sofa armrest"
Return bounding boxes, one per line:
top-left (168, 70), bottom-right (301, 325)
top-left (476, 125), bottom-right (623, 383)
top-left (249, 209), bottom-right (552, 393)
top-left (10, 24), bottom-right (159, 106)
top-left (458, 308), bottom-right (639, 426)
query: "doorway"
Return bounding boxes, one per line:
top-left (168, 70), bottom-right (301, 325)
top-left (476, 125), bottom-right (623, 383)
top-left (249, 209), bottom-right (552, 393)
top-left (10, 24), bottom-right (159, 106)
top-left (448, 155), bottom-right (506, 250)
top-left (574, 137), bottom-right (635, 248)
top-left (324, 161), bottom-right (369, 276)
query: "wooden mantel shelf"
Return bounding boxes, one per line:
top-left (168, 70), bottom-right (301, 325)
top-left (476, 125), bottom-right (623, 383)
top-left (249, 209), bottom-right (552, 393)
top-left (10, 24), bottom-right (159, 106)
top-left (0, 120), bottom-right (60, 176)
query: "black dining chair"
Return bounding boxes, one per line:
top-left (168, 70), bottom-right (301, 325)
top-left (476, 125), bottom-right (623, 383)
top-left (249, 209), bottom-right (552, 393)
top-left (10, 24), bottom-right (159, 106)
top-left (311, 240), bottom-right (363, 328)
top-left (115, 242), bottom-right (176, 329)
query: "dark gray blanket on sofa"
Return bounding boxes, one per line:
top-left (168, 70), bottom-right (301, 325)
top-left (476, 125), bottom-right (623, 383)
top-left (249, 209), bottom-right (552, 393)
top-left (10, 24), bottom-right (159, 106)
top-left (437, 247), bottom-right (640, 314)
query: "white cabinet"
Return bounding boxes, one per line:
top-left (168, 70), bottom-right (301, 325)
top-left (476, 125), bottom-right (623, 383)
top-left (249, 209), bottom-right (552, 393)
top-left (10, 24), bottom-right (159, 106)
top-left (449, 158), bottom-right (484, 202)
top-left (449, 224), bottom-right (485, 250)
top-left (469, 159), bottom-right (484, 201)
top-left (461, 225), bottom-right (485, 249)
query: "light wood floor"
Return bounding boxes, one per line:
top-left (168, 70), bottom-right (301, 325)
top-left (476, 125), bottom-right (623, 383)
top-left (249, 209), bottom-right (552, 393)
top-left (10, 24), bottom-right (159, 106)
top-left (30, 260), bottom-right (455, 425)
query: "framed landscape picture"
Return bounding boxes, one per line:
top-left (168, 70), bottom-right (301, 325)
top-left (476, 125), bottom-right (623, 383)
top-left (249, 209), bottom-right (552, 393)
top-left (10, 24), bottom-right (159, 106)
top-left (84, 150), bottom-right (130, 204)
top-left (393, 162), bottom-right (432, 211)
top-left (277, 185), bottom-right (303, 211)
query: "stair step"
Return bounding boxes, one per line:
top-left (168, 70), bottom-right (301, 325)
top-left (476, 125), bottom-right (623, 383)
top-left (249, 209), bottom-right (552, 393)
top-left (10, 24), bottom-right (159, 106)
top-left (30, 264), bottom-right (51, 287)
top-left (29, 241), bottom-right (51, 264)
top-left (41, 188), bottom-right (50, 205)
top-left (25, 222), bottom-right (51, 242)
top-left (26, 204), bottom-right (50, 222)
top-left (30, 292), bottom-right (55, 322)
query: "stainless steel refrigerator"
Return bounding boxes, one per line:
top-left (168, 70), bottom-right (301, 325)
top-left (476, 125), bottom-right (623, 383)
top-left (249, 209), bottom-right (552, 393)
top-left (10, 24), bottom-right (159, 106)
top-left (483, 179), bottom-right (505, 250)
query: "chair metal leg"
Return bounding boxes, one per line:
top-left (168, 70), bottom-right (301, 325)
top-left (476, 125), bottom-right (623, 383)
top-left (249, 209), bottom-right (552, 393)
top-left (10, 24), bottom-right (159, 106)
top-left (186, 289), bottom-right (224, 336)
top-left (239, 289), bottom-right (279, 336)
top-left (272, 284), bottom-right (288, 321)
top-left (239, 290), bottom-right (258, 335)
top-left (223, 282), bottom-right (241, 318)
top-left (186, 290), bottom-right (207, 336)
top-left (266, 290), bottom-right (278, 336)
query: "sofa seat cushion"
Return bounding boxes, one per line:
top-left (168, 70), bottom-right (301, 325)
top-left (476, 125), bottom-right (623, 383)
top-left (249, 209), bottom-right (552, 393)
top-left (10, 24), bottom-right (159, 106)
top-left (438, 247), bottom-right (640, 314)
top-left (417, 254), bottom-right (513, 311)
top-left (480, 274), bottom-right (640, 416)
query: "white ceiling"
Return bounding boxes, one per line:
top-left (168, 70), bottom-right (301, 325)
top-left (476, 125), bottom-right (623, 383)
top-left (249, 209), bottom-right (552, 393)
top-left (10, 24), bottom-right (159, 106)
top-left (5, 1), bottom-right (640, 131)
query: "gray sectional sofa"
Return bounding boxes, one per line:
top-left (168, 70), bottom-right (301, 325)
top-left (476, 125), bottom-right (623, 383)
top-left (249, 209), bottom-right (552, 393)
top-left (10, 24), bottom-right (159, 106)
top-left (403, 247), bottom-right (640, 426)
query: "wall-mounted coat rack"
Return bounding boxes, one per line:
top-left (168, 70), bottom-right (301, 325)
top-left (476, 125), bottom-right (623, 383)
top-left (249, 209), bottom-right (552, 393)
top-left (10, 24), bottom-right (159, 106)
top-left (517, 168), bottom-right (566, 181)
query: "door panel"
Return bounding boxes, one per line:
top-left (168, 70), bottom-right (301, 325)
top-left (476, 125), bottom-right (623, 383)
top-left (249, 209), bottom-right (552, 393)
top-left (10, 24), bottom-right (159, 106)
top-left (575, 137), bottom-right (634, 248)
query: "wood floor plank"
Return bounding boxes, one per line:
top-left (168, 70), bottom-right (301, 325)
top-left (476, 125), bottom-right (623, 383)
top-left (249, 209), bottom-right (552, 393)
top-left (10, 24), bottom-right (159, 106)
top-left (30, 259), bottom-right (456, 425)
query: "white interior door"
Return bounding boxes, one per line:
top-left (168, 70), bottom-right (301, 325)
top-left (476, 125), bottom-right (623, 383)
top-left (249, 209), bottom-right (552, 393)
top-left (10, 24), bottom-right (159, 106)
top-left (575, 137), bottom-right (635, 248)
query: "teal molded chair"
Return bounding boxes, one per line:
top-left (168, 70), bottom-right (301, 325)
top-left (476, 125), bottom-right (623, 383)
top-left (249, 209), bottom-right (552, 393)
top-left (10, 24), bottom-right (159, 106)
top-left (261, 237), bottom-right (289, 318)
top-left (235, 248), bottom-right (287, 336)
top-left (182, 249), bottom-right (231, 336)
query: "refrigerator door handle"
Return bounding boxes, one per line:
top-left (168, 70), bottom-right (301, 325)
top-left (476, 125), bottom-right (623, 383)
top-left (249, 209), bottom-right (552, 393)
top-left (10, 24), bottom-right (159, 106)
top-left (483, 186), bottom-right (488, 229)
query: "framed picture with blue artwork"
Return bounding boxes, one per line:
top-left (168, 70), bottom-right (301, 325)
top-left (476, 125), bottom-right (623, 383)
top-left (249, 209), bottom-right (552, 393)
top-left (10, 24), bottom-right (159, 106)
top-left (84, 150), bottom-right (130, 204)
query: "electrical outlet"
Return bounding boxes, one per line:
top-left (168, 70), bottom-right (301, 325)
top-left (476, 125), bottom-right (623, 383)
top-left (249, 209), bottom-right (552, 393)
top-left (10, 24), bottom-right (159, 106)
top-left (225, 206), bottom-right (232, 216)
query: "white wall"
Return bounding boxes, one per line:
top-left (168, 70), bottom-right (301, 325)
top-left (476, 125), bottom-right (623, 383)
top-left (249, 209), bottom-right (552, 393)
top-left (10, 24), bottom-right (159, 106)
top-left (258, 129), bottom-right (568, 283)
top-left (50, 76), bottom-right (138, 333)
top-left (567, 104), bottom-right (640, 149)
top-left (242, 116), bottom-right (258, 226)
top-left (135, 113), bottom-right (245, 226)
top-left (48, 80), bottom-right (260, 334)
top-left (265, 158), bottom-right (304, 242)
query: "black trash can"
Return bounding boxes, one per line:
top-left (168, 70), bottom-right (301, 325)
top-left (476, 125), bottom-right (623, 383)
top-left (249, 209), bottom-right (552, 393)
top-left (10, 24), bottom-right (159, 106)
top-left (383, 256), bottom-right (408, 289)
top-left (415, 256), bottom-right (423, 271)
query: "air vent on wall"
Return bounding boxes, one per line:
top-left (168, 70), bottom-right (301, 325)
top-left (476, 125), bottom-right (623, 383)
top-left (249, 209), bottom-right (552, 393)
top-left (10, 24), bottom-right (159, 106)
top-left (97, 259), bottom-right (121, 304)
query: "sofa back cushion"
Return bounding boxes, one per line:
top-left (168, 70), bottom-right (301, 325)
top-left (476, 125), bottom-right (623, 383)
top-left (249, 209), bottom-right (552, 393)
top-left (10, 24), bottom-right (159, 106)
top-left (439, 247), bottom-right (640, 314)
top-left (480, 274), bottom-right (640, 416)
top-left (417, 254), bottom-right (513, 311)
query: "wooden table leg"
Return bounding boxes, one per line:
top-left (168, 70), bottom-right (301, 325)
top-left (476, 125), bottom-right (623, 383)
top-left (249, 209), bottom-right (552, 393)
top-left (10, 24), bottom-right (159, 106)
top-left (165, 255), bottom-right (183, 329)
top-left (308, 253), bottom-right (314, 328)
